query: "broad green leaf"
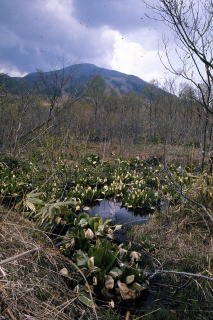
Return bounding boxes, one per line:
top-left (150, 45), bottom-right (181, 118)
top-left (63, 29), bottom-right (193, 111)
top-left (75, 250), bottom-right (88, 267)
top-left (79, 218), bottom-right (88, 227)
top-left (78, 294), bottom-right (95, 308)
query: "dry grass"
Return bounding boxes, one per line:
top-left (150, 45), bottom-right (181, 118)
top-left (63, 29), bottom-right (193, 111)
top-left (28, 139), bottom-right (201, 165)
top-left (0, 206), bottom-right (98, 320)
top-left (131, 209), bottom-right (212, 271)
top-left (66, 140), bottom-right (201, 164)
top-left (129, 201), bottom-right (213, 319)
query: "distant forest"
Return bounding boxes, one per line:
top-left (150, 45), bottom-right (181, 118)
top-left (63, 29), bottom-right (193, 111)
top-left (0, 72), bottom-right (212, 168)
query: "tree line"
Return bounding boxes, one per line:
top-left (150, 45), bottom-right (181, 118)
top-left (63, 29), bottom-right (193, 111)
top-left (0, 74), bottom-right (211, 165)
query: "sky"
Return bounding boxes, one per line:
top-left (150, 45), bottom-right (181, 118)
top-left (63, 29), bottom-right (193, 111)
top-left (0, 0), bottom-right (170, 82)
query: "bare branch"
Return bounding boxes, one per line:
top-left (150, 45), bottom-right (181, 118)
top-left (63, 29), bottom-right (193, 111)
top-left (0, 247), bottom-right (41, 266)
top-left (149, 269), bottom-right (213, 281)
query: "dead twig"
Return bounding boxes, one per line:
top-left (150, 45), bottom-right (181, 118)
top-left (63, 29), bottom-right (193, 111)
top-left (79, 310), bottom-right (86, 320)
top-left (125, 311), bottom-right (130, 320)
top-left (134, 308), bottom-right (161, 319)
top-left (0, 247), bottom-right (41, 266)
top-left (6, 309), bottom-right (16, 320)
top-left (0, 266), bottom-right (6, 277)
top-left (149, 269), bottom-right (213, 282)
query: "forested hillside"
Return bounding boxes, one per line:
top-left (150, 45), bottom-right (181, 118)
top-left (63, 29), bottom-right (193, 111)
top-left (0, 63), bottom-right (167, 97)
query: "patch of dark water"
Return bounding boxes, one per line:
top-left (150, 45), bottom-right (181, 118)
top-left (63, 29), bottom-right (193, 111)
top-left (88, 200), bottom-right (149, 242)
top-left (89, 200), bottom-right (149, 225)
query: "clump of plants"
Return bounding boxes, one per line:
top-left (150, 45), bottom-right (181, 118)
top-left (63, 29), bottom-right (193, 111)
top-left (0, 157), bottom-right (36, 200)
top-left (15, 191), bottom-right (151, 307)
top-left (0, 154), bottom-right (192, 211)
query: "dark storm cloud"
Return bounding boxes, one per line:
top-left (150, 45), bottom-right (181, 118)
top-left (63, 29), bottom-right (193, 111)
top-left (0, 0), bottom-right (118, 74)
top-left (0, 0), bottom-right (159, 75)
top-left (72, 0), bottom-right (147, 32)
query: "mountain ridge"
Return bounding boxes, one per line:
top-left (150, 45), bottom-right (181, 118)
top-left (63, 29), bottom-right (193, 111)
top-left (0, 63), bottom-right (166, 98)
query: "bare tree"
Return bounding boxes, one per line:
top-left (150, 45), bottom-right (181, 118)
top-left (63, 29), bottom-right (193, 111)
top-left (148, 0), bottom-right (212, 113)
top-left (147, 0), bottom-right (213, 169)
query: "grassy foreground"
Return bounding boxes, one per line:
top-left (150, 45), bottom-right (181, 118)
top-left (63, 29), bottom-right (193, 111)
top-left (0, 146), bottom-right (212, 319)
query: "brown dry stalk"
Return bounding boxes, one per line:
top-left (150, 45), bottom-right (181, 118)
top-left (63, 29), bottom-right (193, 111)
top-left (0, 266), bottom-right (6, 276)
top-left (0, 247), bottom-right (41, 266)
top-left (150, 269), bottom-right (213, 281)
top-left (134, 308), bottom-right (161, 319)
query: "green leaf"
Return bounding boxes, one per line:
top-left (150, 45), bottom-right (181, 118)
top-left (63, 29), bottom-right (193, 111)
top-left (79, 218), bottom-right (88, 227)
top-left (25, 199), bottom-right (36, 212)
top-left (75, 250), bottom-right (89, 267)
top-left (78, 294), bottom-right (95, 308)
top-left (88, 240), bottom-right (106, 267)
top-left (26, 190), bottom-right (43, 199)
top-left (109, 267), bottom-right (123, 278)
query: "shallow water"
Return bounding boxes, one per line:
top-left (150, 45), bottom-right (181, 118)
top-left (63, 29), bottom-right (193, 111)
top-left (89, 200), bottom-right (149, 227)
top-left (88, 200), bottom-right (149, 243)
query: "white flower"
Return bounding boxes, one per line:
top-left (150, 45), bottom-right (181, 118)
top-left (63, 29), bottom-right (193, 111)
top-left (105, 275), bottom-right (114, 289)
top-left (93, 276), bottom-right (98, 286)
top-left (60, 268), bottom-right (69, 276)
top-left (87, 256), bottom-right (95, 269)
top-left (119, 247), bottom-right (128, 257)
top-left (114, 225), bottom-right (122, 231)
top-left (126, 275), bottom-right (135, 284)
top-left (84, 228), bottom-right (95, 239)
top-left (130, 251), bottom-right (141, 262)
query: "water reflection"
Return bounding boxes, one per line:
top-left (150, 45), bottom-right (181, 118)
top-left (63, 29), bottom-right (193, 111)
top-left (89, 200), bottom-right (149, 226)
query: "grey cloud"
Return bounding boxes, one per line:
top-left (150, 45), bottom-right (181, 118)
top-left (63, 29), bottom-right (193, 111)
top-left (72, 0), bottom-right (149, 32)
top-left (0, 0), bottom-right (116, 73)
top-left (0, 0), bottom-right (163, 75)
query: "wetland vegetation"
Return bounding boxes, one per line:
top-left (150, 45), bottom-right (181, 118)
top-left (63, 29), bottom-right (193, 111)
top-left (0, 144), bottom-right (212, 319)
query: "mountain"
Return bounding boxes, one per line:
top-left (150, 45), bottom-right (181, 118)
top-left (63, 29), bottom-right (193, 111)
top-left (0, 63), bottom-right (166, 98)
